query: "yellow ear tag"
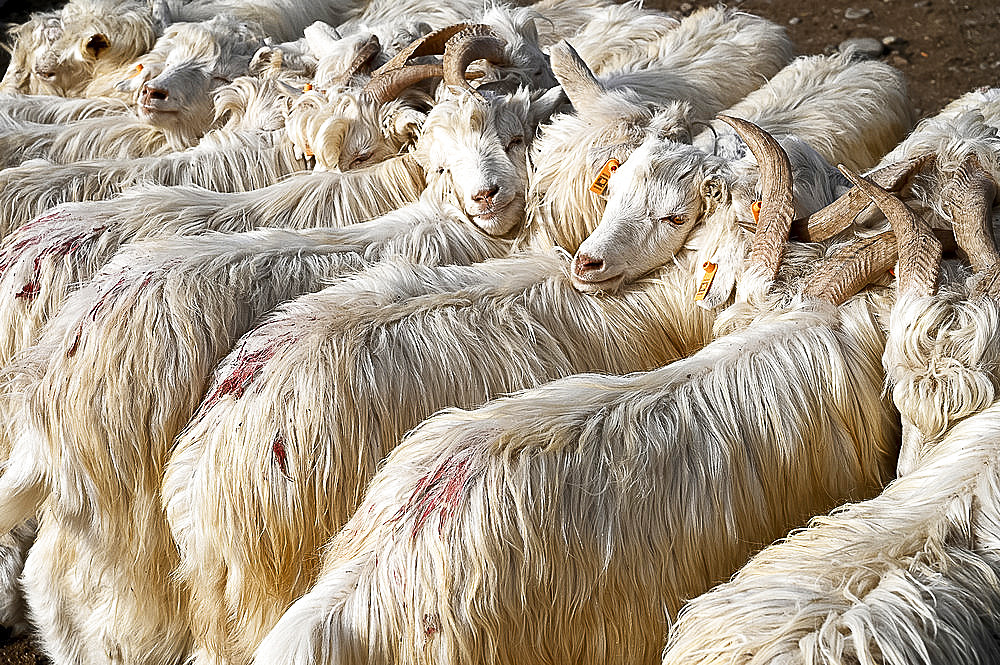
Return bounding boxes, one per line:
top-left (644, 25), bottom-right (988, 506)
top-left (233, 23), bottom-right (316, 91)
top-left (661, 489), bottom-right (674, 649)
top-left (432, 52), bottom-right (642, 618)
top-left (694, 261), bottom-right (718, 301)
top-left (751, 200), bottom-right (762, 223)
top-left (304, 144), bottom-right (314, 157)
top-left (303, 83), bottom-right (313, 91)
top-left (589, 158), bottom-right (620, 195)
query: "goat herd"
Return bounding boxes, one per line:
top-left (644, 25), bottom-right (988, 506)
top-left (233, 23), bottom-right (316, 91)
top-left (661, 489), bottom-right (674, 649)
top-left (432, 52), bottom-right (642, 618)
top-left (0, 0), bottom-right (998, 663)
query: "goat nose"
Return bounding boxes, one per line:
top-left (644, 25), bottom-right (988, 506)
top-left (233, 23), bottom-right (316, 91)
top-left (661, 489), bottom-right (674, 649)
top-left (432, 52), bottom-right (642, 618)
top-left (142, 84), bottom-right (169, 101)
top-left (573, 252), bottom-right (605, 277)
top-left (472, 185), bottom-right (500, 205)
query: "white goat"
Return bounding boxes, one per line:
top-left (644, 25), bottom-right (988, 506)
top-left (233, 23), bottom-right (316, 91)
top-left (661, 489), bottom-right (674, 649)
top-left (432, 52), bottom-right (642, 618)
top-left (568, 50), bottom-right (913, 307)
top-left (661, 161), bottom-right (1000, 665)
top-left (159, 97), bottom-right (881, 665)
top-left (0, 66), bottom-right (564, 663)
top-left (526, 5), bottom-right (796, 253)
top-left (248, 267), bottom-right (900, 665)
top-left (0, 0), bottom-right (164, 98)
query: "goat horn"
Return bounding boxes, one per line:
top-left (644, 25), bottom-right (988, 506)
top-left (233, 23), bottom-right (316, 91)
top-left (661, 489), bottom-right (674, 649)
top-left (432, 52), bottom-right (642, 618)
top-left (943, 154), bottom-right (999, 287)
top-left (442, 25), bottom-right (507, 99)
top-left (802, 231), bottom-right (898, 304)
top-left (548, 40), bottom-right (604, 113)
top-left (839, 164), bottom-right (941, 297)
top-left (329, 34), bottom-right (381, 87)
top-left (717, 115), bottom-right (795, 285)
top-left (360, 63), bottom-right (444, 105)
top-left (792, 154), bottom-right (935, 242)
top-left (372, 23), bottom-right (471, 76)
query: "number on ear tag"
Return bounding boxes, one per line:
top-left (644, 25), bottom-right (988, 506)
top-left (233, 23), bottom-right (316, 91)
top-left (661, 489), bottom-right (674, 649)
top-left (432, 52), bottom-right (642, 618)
top-left (589, 158), bottom-right (621, 195)
top-left (694, 261), bottom-right (719, 301)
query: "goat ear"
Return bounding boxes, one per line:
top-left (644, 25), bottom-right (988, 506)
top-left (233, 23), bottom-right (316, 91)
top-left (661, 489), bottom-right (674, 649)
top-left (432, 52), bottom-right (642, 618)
top-left (548, 40), bottom-right (603, 114)
top-left (528, 85), bottom-right (568, 130)
top-left (149, 0), bottom-right (172, 33)
top-left (700, 174), bottom-right (730, 213)
top-left (391, 108), bottom-right (426, 143)
top-left (84, 33), bottom-right (110, 59)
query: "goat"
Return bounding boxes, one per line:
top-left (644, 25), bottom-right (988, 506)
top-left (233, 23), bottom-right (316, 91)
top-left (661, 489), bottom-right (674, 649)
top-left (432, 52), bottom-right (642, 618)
top-left (661, 156), bottom-right (1000, 665)
top-left (0, 35), bottom-right (564, 663)
top-left (526, 5), bottom-right (796, 253)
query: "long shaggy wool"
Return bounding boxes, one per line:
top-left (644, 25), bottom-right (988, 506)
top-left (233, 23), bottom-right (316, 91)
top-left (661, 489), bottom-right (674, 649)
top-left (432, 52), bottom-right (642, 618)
top-left (0, 94), bottom-right (131, 124)
top-left (0, 518), bottom-right (35, 636)
top-left (163, 250), bottom-right (719, 665)
top-left (0, 114), bottom-right (171, 170)
top-left (250, 297), bottom-right (899, 665)
top-left (1, 220), bottom-right (468, 665)
top-left (661, 400), bottom-right (1000, 665)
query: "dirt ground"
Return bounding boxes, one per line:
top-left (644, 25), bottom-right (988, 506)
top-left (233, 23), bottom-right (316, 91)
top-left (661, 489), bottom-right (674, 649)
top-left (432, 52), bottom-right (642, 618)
top-left (0, 0), bottom-right (997, 662)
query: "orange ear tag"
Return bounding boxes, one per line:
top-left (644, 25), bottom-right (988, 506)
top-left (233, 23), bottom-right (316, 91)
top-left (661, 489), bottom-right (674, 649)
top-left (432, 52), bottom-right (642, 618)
top-left (303, 83), bottom-right (313, 91)
top-left (751, 200), bottom-right (762, 223)
top-left (694, 261), bottom-right (718, 301)
top-left (136, 63), bottom-right (143, 72)
top-left (589, 158), bottom-right (620, 195)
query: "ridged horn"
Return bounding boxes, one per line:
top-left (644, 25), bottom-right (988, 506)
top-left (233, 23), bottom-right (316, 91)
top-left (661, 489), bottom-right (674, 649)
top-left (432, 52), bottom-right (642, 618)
top-left (943, 154), bottom-right (999, 269)
top-left (371, 23), bottom-right (470, 76)
top-left (802, 231), bottom-right (898, 304)
top-left (360, 63), bottom-right (443, 105)
top-left (717, 115), bottom-right (795, 285)
top-left (792, 154), bottom-right (935, 242)
top-left (839, 164), bottom-right (941, 297)
top-left (443, 24), bottom-right (507, 98)
top-left (329, 34), bottom-right (381, 86)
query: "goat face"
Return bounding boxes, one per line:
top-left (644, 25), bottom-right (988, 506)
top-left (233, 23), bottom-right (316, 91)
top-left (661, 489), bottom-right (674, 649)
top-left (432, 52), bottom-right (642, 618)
top-left (416, 89), bottom-right (537, 237)
top-left (571, 137), bottom-right (717, 293)
top-left (122, 16), bottom-right (265, 144)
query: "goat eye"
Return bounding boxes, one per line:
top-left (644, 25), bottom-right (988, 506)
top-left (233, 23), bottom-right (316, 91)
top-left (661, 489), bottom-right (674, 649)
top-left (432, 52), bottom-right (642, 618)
top-left (350, 150), bottom-right (373, 169)
top-left (505, 136), bottom-right (523, 151)
top-left (660, 214), bottom-right (685, 226)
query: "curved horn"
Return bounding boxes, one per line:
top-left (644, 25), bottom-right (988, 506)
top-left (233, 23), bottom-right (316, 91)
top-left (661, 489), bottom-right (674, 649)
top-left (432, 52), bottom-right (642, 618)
top-left (548, 40), bottom-right (604, 114)
top-left (802, 231), bottom-right (898, 304)
top-left (371, 23), bottom-right (470, 76)
top-left (442, 24), bottom-right (507, 97)
top-left (717, 115), bottom-right (795, 285)
top-left (793, 154), bottom-right (935, 242)
top-left (943, 154), bottom-right (999, 270)
top-left (360, 63), bottom-right (443, 104)
top-left (329, 34), bottom-right (381, 86)
top-left (839, 164), bottom-right (941, 297)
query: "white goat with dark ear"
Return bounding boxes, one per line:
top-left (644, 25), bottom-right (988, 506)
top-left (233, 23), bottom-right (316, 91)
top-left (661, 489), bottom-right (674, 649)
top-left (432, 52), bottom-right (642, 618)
top-left (526, 6), bottom-right (796, 254)
top-left (247, 129), bottom-right (906, 665)
top-left (661, 160), bottom-right (1000, 665)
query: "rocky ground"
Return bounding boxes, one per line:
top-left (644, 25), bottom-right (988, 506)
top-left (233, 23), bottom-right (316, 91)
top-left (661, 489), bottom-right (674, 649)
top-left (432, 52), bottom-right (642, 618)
top-left (0, 0), bottom-right (997, 662)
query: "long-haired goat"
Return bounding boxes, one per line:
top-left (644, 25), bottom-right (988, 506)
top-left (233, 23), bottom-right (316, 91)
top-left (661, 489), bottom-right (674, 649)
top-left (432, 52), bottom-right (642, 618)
top-left (248, 243), bottom-right (901, 665)
top-left (662, 162), bottom-right (1000, 665)
top-left (0, 36), bottom-right (565, 663)
top-left (158, 104), bottom-right (882, 665)
top-left (525, 5), bottom-right (796, 253)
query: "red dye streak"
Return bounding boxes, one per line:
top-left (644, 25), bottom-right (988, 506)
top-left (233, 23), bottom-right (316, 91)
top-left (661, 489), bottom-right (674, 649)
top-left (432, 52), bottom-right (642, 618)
top-left (272, 433), bottom-right (291, 479)
top-left (5, 223), bottom-right (107, 300)
top-left (396, 455), bottom-right (475, 538)
top-left (202, 334), bottom-right (297, 411)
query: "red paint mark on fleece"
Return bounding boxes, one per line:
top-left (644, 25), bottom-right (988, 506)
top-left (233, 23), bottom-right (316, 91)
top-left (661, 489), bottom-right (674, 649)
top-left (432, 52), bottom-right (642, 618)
top-left (272, 433), bottom-right (291, 479)
top-left (202, 333), bottom-right (298, 411)
top-left (6, 221), bottom-right (107, 301)
top-left (395, 452), bottom-right (478, 538)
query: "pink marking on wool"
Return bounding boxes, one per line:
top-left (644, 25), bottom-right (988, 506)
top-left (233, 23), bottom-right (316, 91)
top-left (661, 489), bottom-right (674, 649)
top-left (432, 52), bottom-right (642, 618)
top-left (396, 453), bottom-right (476, 538)
top-left (202, 334), bottom-right (298, 411)
top-left (8, 223), bottom-right (107, 301)
top-left (272, 433), bottom-right (291, 479)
